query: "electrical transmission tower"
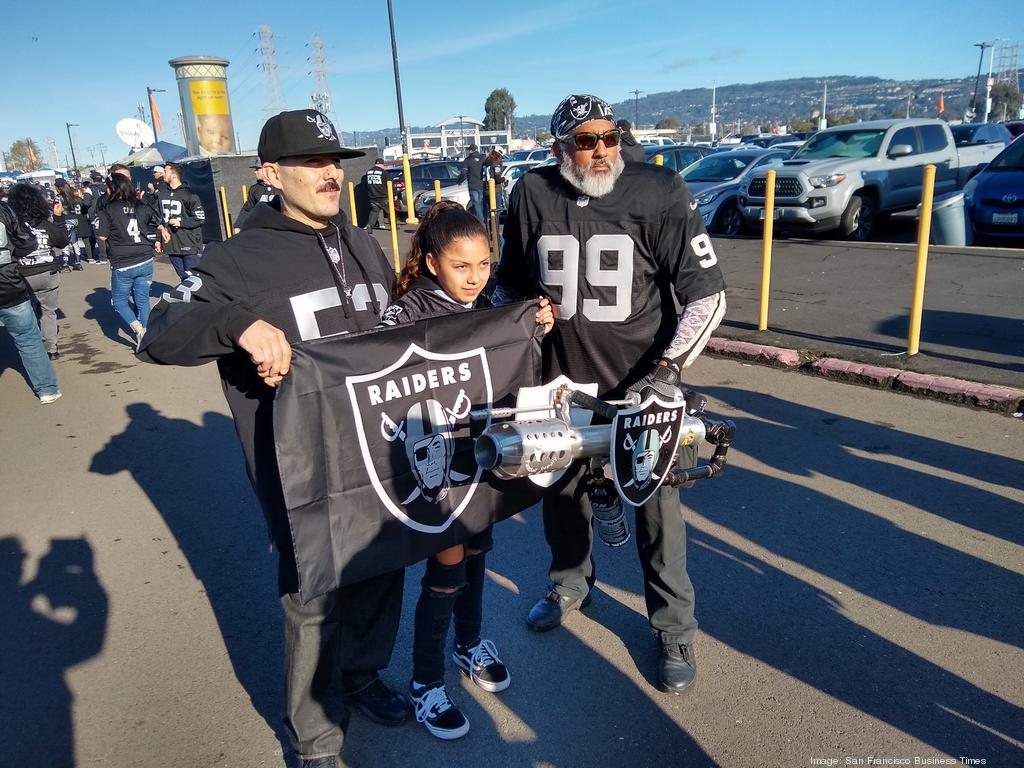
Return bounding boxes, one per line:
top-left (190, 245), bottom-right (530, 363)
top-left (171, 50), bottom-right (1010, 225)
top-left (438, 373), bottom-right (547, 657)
top-left (308, 34), bottom-right (334, 117)
top-left (994, 40), bottom-right (1022, 120)
top-left (259, 25), bottom-right (286, 115)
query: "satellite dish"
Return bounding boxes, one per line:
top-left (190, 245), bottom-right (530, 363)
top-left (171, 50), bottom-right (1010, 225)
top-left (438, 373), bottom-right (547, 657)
top-left (116, 118), bottom-right (156, 150)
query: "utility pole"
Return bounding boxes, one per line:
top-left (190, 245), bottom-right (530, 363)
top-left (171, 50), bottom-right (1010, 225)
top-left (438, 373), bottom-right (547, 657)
top-left (709, 81), bottom-right (717, 144)
top-left (819, 81), bottom-right (828, 130)
top-left (147, 86), bottom-right (165, 143)
top-left (969, 41), bottom-right (991, 121)
top-left (65, 122), bottom-right (80, 177)
top-left (96, 143), bottom-right (107, 170)
top-left (983, 39), bottom-right (1001, 123)
top-left (905, 90), bottom-right (914, 118)
top-left (630, 90), bottom-right (643, 128)
top-left (386, 0), bottom-right (410, 156)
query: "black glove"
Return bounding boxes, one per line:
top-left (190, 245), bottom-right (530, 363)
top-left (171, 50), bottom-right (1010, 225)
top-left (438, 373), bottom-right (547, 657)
top-left (626, 358), bottom-right (683, 403)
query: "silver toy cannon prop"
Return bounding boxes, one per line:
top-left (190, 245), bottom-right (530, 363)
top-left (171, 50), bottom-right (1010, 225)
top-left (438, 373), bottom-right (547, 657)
top-left (472, 385), bottom-right (735, 487)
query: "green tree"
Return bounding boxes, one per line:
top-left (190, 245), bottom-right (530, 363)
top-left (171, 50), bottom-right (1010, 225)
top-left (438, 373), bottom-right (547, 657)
top-left (534, 130), bottom-right (552, 145)
top-left (484, 88), bottom-right (516, 131)
top-left (656, 117), bottom-right (681, 130)
top-left (990, 83), bottom-right (1022, 122)
top-left (8, 139), bottom-right (42, 171)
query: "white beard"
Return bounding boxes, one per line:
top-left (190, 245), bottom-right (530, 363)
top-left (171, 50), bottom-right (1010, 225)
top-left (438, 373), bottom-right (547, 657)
top-left (559, 152), bottom-right (625, 198)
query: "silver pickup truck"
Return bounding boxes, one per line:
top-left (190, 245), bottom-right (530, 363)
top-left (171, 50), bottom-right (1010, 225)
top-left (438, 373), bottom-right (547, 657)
top-left (737, 118), bottom-right (1002, 240)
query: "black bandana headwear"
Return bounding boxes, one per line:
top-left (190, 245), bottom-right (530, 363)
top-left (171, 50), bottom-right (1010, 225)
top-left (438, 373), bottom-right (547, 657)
top-left (550, 94), bottom-right (615, 140)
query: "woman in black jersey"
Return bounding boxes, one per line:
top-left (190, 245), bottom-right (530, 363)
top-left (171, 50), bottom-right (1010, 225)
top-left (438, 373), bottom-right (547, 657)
top-left (382, 201), bottom-right (552, 741)
top-left (97, 174), bottom-right (161, 345)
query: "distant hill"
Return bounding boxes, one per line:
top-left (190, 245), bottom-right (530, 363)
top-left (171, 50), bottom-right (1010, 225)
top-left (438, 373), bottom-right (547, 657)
top-left (345, 71), bottom-right (1023, 147)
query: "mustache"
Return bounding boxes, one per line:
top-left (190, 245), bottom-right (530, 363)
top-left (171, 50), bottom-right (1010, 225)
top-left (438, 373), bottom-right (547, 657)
top-left (318, 181), bottom-right (341, 193)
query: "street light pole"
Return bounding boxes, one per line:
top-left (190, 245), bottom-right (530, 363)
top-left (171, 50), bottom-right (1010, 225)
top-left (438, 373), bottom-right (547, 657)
top-left (386, 0), bottom-right (409, 157)
top-left (969, 42), bottom-right (991, 121)
top-left (630, 90), bottom-right (643, 128)
top-left (65, 122), bottom-right (80, 177)
top-left (983, 40), bottom-right (1001, 123)
top-left (146, 86), bottom-right (166, 144)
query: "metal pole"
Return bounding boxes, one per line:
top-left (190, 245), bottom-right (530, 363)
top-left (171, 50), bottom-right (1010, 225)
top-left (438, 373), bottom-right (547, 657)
top-left (908, 165), bottom-right (936, 355)
top-left (970, 42), bottom-right (990, 120)
top-left (65, 123), bottom-right (80, 177)
top-left (758, 170), bottom-right (776, 331)
top-left (631, 90), bottom-right (643, 128)
top-left (147, 87), bottom-right (159, 143)
top-left (386, 0), bottom-right (409, 157)
top-left (983, 42), bottom-right (999, 123)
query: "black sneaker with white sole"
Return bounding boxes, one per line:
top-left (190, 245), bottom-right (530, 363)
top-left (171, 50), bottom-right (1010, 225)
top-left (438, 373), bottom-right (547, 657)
top-left (452, 638), bottom-right (510, 693)
top-left (408, 681), bottom-right (470, 740)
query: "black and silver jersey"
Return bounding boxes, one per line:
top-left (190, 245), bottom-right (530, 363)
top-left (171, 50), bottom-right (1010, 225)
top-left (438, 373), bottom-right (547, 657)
top-left (97, 202), bottom-right (161, 269)
top-left (496, 162), bottom-right (725, 397)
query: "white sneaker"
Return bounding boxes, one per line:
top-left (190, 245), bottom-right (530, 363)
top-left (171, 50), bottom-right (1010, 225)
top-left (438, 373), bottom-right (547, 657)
top-left (39, 391), bottom-right (63, 404)
top-left (452, 638), bottom-right (511, 692)
top-left (408, 681), bottom-right (469, 740)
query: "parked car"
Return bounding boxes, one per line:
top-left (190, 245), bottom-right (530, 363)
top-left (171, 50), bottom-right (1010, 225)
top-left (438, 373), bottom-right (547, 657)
top-left (950, 123), bottom-right (1013, 152)
top-left (501, 160), bottom-right (540, 197)
top-left (1002, 121), bottom-right (1024, 140)
top-left (644, 144), bottom-right (714, 172)
top-left (388, 159), bottom-right (463, 213)
top-left (681, 148), bottom-right (794, 235)
top-left (737, 118), bottom-right (1001, 241)
top-left (508, 147), bottom-right (552, 162)
top-left (963, 137), bottom-right (1024, 242)
top-left (638, 136), bottom-right (676, 146)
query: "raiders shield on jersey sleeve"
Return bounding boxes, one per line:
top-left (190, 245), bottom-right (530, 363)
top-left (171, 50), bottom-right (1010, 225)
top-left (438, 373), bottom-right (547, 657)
top-left (497, 162), bottom-right (725, 397)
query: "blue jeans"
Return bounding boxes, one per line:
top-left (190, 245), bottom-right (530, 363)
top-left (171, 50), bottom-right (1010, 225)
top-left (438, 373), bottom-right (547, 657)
top-left (0, 299), bottom-right (59, 395)
top-left (169, 253), bottom-right (201, 283)
top-left (111, 260), bottom-right (154, 331)
top-left (468, 188), bottom-right (485, 222)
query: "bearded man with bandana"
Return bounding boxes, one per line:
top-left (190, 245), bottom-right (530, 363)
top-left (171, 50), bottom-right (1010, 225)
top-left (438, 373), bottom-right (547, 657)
top-left (493, 94), bottom-right (727, 694)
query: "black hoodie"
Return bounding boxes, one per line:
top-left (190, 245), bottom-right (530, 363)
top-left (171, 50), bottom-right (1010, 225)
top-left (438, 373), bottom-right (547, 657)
top-left (380, 275), bottom-right (489, 325)
top-left (138, 200), bottom-right (394, 591)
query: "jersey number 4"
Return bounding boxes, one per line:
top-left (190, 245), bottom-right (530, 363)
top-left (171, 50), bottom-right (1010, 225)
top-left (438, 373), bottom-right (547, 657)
top-left (536, 233), bottom-right (717, 322)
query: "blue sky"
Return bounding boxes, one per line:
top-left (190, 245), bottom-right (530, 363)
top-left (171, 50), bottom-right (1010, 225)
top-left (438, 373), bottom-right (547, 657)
top-left (1, 0), bottom-right (1020, 165)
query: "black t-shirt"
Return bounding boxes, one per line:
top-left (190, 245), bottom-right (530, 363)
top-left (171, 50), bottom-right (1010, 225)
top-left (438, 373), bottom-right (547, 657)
top-left (496, 162), bottom-right (726, 397)
top-left (364, 167), bottom-right (389, 201)
top-left (97, 202), bottom-right (161, 268)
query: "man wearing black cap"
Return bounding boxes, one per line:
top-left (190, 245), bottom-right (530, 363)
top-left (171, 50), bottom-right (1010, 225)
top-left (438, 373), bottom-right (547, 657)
top-left (459, 144), bottom-right (485, 221)
top-left (616, 119), bottom-right (646, 163)
top-left (138, 109), bottom-right (407, 768)
top-left (234, 162), bottom-right (277, 234)
top-left (494, 94), bottom-right (727, 695)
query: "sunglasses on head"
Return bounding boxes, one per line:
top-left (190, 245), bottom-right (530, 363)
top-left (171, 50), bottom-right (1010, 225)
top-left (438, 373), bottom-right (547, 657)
top-left (565, 129), bottom-right (621, 151)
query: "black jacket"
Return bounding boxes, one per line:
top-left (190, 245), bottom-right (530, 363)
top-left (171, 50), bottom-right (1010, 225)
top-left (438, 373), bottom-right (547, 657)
top-left (234, 182), bottom-right (277, 231)
top-left (381, 276), bottom-right (488, 325)
top-left (620, 136), bottom-right (646, 163)
top-left (0, 202), bottom-right (35, 309)
top-left (137, 201), bottom-right (395, 593)
top-left (461, 153), bottom-right (485, 190)
top-left (158, 184), bottom-right (206, 255)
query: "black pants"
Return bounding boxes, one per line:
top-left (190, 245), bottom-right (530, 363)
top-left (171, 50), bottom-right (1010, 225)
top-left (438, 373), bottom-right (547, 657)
top-left (365, 200), bottom-right (390, 230)
top-left (280, 568), bottom-right (405, 760)
top-left (542, 451), bottom-right (698, 645)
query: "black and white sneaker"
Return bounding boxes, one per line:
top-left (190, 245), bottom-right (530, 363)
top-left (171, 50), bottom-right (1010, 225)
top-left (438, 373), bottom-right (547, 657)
top-left (452, 638), bottom-right (510, 693)
top-left (408, 681), bottom-right (469, 740)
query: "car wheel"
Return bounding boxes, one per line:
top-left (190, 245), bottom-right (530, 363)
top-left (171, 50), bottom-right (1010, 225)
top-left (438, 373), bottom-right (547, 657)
top-left (714, 202), bottom-right (744, 236)
top-left (841, 193), bottom-right (875, 241)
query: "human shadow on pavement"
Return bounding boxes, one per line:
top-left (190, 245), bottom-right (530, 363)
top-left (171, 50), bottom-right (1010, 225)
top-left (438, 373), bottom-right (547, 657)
top-left (688, 527), bottom-right (1022, 762)
top-left (876, 310), bottom-right (1024, 372)
top-left (0, 536), bottom-right (108, 768)
top-left (688, 389), bottom-right (1023, 649)
top-left (89, 403), bottom-right (289, 757)
top-left (83, 286), bottom-right (134, 348)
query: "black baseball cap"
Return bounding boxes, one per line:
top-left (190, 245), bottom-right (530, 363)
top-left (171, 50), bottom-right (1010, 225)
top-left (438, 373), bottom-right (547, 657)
top-left (258, 109), bottom-right (364, 163)
top-left (89, 170), bottom-right (103, 181)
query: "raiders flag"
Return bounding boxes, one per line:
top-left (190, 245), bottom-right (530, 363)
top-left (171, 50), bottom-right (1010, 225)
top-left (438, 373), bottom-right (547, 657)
top-left (274, 302), bottom-right (543, 601)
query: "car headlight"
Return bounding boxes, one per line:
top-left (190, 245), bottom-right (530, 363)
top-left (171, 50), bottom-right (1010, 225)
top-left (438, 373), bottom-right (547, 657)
top-left (962, 176), bottom-right (979, 204)
top-left (808, 173), bottom-right (846, 188)
top-left (806, 174), bottom-right (847, 188)
top-left (695, 190), bottom-right (721, 206)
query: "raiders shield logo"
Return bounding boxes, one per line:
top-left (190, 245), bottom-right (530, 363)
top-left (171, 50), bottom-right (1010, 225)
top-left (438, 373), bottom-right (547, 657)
top-left (307, 113), bottom-right (338, 141)
top-left (609, 394), bottom-right (686, 507)
top-left (346, 344), bottom-right (492, 533)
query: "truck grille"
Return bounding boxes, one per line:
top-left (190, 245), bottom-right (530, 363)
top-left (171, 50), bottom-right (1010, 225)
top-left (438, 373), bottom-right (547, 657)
top-left (749, 176), bottom-right (803, 198)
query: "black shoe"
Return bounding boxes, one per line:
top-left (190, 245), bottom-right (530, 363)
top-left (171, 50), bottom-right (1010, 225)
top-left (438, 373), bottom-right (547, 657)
top-left (526, 589), bottom-right (592, 632)
top-left (72, 264), bottom-right (84, 271)
top-left (343, 677), bottom-right (409, 726)
top-left (299, 757), bottom-right (338, 768)
top-left (659, 643), bottom-right (697, 694)
top-left (408, 681), bottom-right (470, 740)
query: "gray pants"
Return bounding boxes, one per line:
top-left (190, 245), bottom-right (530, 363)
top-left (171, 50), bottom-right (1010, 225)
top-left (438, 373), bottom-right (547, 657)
top-left (25, 270), bottom-right (61, 354)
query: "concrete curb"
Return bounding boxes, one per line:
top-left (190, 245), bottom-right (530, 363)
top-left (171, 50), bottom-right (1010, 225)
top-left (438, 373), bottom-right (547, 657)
top-left (705, 337), bottom-right (1024, 415)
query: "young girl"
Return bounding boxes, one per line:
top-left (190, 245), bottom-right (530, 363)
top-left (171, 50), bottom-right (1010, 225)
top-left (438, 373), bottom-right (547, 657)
top-left (382, 201), bottom-right (552, 740)
top-left (96, 174), bottom-right (162, 346)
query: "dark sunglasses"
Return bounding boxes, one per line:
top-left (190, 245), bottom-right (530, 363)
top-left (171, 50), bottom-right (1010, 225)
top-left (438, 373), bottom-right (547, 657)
top-left (566, 129), bottom-right (621, 151)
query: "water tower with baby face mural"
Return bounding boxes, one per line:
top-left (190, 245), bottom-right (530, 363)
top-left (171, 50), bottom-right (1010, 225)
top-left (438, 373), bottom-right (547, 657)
top-left (169, 55), bottom-right (236, 157)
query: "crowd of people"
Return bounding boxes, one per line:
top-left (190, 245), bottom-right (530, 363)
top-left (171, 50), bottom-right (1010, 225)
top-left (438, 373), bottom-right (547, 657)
top-left (0, 161), bottom-right (206, 400)
top-left (6, 95), bottom-right (724, 767)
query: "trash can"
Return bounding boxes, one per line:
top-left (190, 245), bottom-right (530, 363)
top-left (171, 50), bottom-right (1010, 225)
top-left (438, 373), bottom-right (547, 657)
top-left (923, 191), bottom-right (972, 246)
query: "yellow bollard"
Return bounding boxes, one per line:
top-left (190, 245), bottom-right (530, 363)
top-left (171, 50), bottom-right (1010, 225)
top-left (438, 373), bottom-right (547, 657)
top-left (348, 181), bottom-right (358, 227)
top-left (386, 180), bottom-right (401, 274)
top-left (241, 184), bottom-right (248, 204)
top-left (434, 178), bottom-right (442, 204)
top-left (488, 178), bottom-right (499, 256)
top-left (401, 153), bottom-right (418, 225)
top-left (219, 186), bottom-right (233, 239)
top-left (758, 170), bottom-right (776, 331)
top-left (908, 164), bottom-right (937, 356)
top-left (654, 153), bottom-right (664, 166)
